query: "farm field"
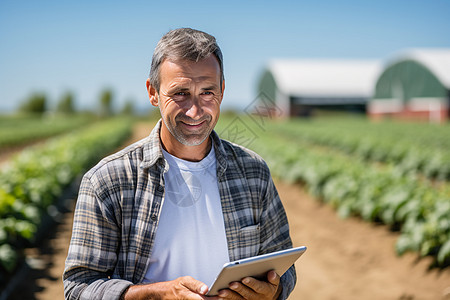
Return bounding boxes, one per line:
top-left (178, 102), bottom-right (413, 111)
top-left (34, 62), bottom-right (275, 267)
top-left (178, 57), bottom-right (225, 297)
top-left (216, 115), bottom-right (450, 267)
top-left (0, 114), bottom-right (97, 166)
top-left (0, 116), bottom-right (133, 293)
top-left (0, 114), bottom-right (95, 150)
top-left (3, 117), bottom-right (450, 299)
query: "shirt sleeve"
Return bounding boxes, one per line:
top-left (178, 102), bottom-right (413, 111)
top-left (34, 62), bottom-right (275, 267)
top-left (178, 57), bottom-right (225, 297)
top-left (278, 265), bottom-right (296, 300)
top-left (259, 167), bottom-right (297, 300)
top-left (63, 174), bottom-right (132, 300)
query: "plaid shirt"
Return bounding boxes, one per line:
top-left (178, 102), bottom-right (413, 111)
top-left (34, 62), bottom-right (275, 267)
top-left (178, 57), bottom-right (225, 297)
top-left (63, 120), bottom-right (296, 300)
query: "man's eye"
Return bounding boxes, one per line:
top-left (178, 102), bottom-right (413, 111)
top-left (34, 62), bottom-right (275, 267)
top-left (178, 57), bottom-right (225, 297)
top-left (175, 92), bottom-right (188, 96)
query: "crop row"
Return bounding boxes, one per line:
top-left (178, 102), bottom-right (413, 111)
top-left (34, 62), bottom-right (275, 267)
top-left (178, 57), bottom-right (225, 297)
top-left (217, 116), bottom-right (450, 267)
top-left (0, 114), bottom-right (95, 149)
top-left (0, 117), bottom-right (132, 284)
top-left (269, 117), bottom-right (450, 181)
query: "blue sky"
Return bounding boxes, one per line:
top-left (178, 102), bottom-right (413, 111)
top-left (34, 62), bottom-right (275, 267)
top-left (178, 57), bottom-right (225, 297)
top-left (0, 0), bottom-right (449, 113)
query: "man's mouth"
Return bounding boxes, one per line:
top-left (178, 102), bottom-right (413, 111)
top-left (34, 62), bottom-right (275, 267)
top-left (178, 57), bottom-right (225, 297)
top-left (180, 120), bottom-right (206, 129)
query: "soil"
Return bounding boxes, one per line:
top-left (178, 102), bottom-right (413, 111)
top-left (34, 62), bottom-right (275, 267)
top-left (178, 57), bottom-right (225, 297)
top-left (5, 122), bottom-right (450, 300)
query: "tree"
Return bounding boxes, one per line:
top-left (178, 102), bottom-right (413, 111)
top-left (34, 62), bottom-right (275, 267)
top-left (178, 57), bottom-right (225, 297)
top-left (18, 92), bottom-right (47, 114)
top-left (56, 91), bottom-right (75, 114)
top-left (99, 89), bottom-right (114, 117)
top-left (120, 99), bottom-right (135, 115)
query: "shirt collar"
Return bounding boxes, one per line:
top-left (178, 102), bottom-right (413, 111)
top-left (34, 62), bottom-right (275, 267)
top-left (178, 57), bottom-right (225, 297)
top-left (140, 119), bottom-right (228, 177)
top-left (210, 129), bottom-right (228, 179)
top-left (140, 119), bottom-right (165, 170)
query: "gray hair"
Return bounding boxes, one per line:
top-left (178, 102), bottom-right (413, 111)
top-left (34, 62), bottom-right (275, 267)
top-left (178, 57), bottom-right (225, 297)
top-left (149, 28), bottom-right (224, 92)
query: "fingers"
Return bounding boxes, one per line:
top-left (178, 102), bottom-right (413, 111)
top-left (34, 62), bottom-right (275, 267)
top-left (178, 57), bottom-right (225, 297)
top-left (241, 272), bottom-right (279, 295)
top-left (125, 277), bottom-right (209, 300)
top-left (218, 286), bottom-right (244, 299)
top-left (267, 270), bottom-right (281, 286)
top-left (217, 272), bottom-right (280, 299)
top-left (178, 276), bottom-right (209, 296)
top-left (229, 280), bottom-right (255, 298)
top-left (241, 277), bottom-right (270, 295)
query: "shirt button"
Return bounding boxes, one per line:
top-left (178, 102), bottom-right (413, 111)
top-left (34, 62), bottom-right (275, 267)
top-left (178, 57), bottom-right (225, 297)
top-left (157, 185), bottom-right (164, 192)
top-left (151, 213), bottom-right (158, 221)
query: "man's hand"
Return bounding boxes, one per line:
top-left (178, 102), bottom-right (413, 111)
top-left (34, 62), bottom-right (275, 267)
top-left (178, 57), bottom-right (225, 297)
top-left (215, 270), bottom-right (281, 300)
top-left (122, 276), bottom-right (209, 300)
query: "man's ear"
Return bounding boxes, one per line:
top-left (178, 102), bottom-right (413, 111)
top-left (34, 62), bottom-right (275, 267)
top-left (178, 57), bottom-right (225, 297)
top-left (146, 78), bottom-right (159, 107)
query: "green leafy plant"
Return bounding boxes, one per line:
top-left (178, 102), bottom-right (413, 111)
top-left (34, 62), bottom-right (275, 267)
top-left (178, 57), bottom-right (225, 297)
top-left (0, 117), bottom-right (132, 283)
top-left (216, 115), bottom-right (450, 267)
top-left (0, 114), bottom-right (95, 149)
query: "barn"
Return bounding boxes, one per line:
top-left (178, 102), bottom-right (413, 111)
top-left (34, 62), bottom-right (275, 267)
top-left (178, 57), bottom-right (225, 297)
top-left (368, 49), bottom-right (450, 123)
top-left (257, 59), bottom-right (381, 117)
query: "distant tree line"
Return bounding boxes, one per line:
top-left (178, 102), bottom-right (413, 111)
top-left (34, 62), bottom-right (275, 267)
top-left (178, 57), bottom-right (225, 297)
top-left (18, 89), bottom-right (136, 116)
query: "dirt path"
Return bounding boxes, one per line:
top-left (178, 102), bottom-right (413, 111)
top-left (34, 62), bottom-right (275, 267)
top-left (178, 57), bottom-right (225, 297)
top-left (7, 122), bottom-right (450, 299)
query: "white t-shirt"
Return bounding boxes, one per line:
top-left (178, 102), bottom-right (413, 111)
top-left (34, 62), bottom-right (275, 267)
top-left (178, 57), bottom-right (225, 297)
top-left (143, 146), bottom-right (229, 286)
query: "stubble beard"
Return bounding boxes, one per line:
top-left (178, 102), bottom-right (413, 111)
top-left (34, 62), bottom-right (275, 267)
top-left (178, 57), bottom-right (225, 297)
top-left (159, 106), bottom-right (214, 147)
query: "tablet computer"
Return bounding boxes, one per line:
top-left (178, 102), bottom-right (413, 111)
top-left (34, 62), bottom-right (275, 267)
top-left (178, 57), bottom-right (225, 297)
top-left (207, 246), bottom-right (307, 296)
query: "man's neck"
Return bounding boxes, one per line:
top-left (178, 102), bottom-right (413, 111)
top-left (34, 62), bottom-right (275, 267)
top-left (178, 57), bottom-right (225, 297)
top-left (159, 125), bottom-right (212, 162)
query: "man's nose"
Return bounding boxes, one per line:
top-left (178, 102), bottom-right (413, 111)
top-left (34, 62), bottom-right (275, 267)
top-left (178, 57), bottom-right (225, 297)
top-left (185, 96), bottom-right (203, 119)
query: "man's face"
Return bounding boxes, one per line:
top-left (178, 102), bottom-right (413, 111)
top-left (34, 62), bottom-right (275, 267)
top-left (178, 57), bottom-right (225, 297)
top-left (148, 55), bottom-right (224, 147)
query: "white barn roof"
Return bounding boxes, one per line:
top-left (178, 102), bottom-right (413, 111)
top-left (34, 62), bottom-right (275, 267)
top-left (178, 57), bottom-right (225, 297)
top-left (267, 59), bottom-right (382, 98)
top-left (385, 49), bottom-right (450, 89)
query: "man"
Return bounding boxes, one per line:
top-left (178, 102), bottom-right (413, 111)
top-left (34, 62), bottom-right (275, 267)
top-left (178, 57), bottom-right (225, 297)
top-left (63, 28), bottom-right (296, 300)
